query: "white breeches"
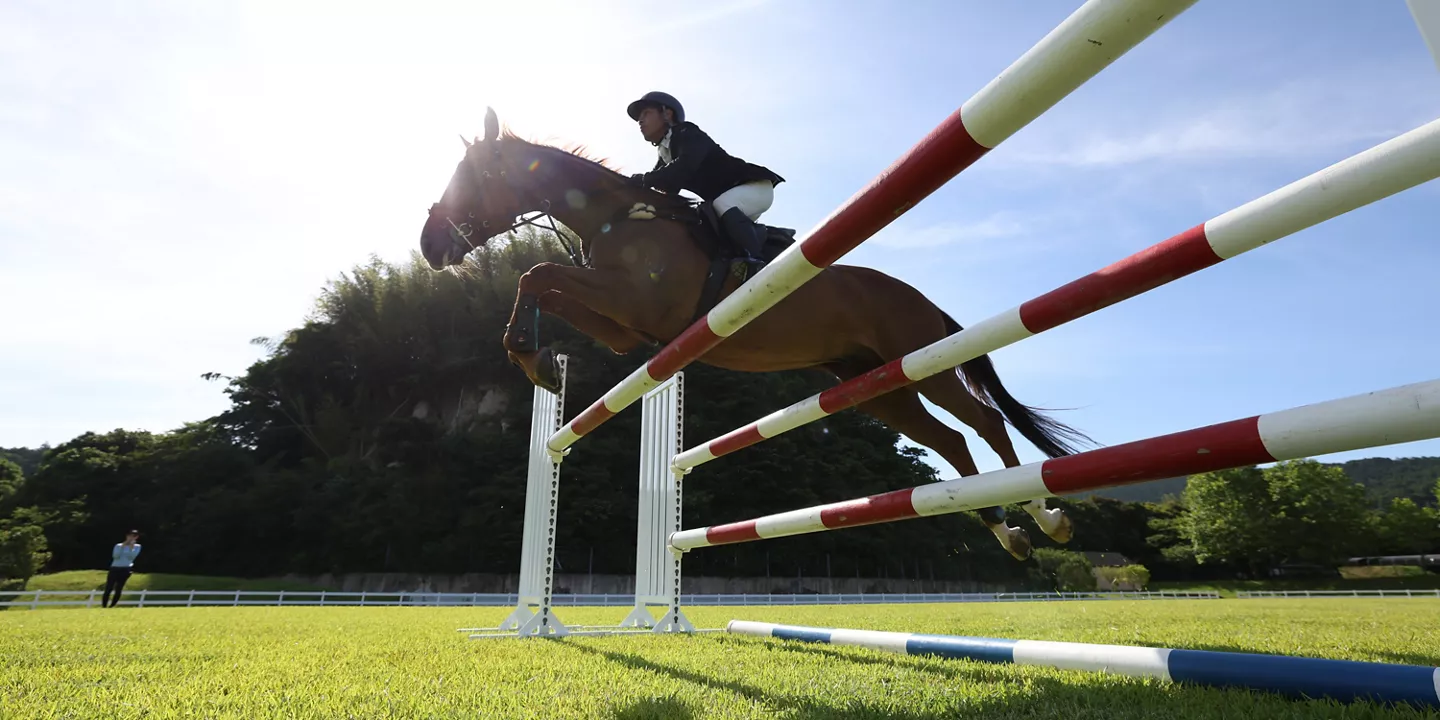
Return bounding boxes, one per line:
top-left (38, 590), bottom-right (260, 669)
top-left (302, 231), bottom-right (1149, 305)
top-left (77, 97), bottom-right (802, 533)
top-left (712, 180), bottom-right (774, 220)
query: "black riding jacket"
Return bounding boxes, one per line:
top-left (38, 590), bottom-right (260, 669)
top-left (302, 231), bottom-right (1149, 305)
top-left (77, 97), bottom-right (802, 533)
top-left (638, 122), bottom-right (784, 202)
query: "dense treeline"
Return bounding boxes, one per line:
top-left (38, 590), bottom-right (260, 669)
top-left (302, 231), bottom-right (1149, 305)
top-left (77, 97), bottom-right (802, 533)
top-left (2, 230), bottom-right (1437, 590)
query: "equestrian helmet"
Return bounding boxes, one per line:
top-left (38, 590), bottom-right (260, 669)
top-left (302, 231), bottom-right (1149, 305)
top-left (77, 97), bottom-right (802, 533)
top-left (627, 91), bottom-right (684, 124)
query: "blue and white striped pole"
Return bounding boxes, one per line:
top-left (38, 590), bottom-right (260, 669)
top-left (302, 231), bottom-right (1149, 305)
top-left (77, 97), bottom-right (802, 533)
top-left (726, 621), bottom-right (1440, 709)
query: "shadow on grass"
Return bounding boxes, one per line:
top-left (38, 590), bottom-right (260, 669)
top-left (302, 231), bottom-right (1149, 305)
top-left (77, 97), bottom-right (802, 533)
top-left (761, 639), bottom-right (975, 679)
top-left (609, 696), bottom-right (696, 720)
top-left (570, 633), bottom-right (1440, 717)
top-left (555, 637), bottom-right (1094, 720)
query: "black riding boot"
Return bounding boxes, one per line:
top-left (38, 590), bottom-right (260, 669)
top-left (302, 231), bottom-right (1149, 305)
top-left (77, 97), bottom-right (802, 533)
top-left (719, 207), bottom-right (766, 271)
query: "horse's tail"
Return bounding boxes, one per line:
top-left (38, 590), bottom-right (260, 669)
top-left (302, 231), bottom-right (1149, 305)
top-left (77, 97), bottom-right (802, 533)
top-left (941, 312), bottom-right (1094, 459)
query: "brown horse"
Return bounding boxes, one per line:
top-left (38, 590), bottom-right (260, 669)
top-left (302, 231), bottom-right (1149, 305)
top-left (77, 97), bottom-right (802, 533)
top-left (419, 108), bottom-right (1093, 561)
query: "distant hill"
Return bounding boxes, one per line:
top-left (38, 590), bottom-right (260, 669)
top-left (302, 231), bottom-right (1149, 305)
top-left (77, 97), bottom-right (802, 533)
top-left (1339, 457), bottom-right (1440, 507)
top-left (948, 456), bottom-right (1440, 506)
top-left (0, 446), bottom-right (45, 478)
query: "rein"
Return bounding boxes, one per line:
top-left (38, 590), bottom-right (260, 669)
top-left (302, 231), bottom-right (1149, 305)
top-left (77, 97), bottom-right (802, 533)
top-left (433, 149), bottom-right (591, 269)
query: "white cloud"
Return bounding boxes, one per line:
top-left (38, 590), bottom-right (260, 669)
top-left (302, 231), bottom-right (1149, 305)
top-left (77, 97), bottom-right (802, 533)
top-left (871, 213), bottom-right (1027, 249)
top-left (1000, 67), bottom-right (1440, 169)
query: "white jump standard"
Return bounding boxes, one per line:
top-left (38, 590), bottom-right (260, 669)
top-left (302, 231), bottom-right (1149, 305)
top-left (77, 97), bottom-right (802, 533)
top-left (494, 355), bottom-right (569, 637)
top-left (619, 374), bottom-right (693, 633)
top-left (468, 360), bottom-right (694, 638)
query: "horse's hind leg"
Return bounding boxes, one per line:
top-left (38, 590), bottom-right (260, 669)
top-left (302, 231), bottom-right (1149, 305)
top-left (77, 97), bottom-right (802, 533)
top-left (836, 371), bottom-right (1034, 561)
top-left (913, 370), bottom-right (1073, 544)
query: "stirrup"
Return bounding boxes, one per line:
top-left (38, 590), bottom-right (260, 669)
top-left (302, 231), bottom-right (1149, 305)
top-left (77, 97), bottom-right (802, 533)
top-left (730, 255), bottom-right (766, 281)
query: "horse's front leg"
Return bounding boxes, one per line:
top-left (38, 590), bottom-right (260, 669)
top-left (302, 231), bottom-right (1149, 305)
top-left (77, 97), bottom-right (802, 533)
top-left (504, 263), bottom-right (644, 392)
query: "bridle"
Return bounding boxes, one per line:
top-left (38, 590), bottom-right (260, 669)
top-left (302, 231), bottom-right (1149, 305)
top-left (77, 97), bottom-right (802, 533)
top-left (427, 143), bottom-right (589, 268)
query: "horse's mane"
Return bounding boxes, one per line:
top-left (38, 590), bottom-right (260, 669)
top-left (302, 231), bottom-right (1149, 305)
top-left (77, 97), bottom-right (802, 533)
top-left (499, 129), bottom-right (696, 214)
top-left (500, 129), bottom-right (620, 171)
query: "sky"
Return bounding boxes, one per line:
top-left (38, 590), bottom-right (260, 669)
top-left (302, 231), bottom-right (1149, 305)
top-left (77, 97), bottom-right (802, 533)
top-left (3, 0), bottom-right (1439, 481)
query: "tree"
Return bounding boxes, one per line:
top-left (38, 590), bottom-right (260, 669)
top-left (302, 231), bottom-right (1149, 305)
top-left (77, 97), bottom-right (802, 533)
top-left (1264, 460), bottom-right (1373, 565)
top-left (1178, 460), bottom-right (1371, 574)
top-left (1095, 565), bottom-right (1150, 591)
top-left (1031, 548), bottom-right (1096, 591)
top-left (1374, 498), bottom-right (1440, 555)
top-left (1176, 466), bottom-right (1274, 573)
top-left (0, 508), bottom-right (53, 588)
top-left (0, 458), bottom-right (21, 513)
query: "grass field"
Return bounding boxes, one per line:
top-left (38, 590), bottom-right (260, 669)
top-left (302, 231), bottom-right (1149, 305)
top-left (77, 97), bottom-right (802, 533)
top-left (3, 599), bottom-right (1439, 719)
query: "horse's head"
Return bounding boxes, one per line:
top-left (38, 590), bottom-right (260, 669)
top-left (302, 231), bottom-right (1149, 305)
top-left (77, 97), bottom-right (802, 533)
top-left (421, 107), bottom-right (693, 270)
top-left (420, 107), bottom-right (537, 270)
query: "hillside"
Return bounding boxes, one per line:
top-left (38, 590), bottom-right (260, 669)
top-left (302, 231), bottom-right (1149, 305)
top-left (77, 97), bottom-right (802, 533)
top-left (1339, 457), bottom-right (1440, 507)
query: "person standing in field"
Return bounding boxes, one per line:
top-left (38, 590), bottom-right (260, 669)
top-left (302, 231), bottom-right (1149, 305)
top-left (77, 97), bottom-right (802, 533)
top-left (102, 530), bottom-right (141, 608)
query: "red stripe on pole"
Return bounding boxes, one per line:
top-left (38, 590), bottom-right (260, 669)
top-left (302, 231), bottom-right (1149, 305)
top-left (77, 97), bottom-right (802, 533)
top-left (818, 358), bottom-right (912, 414)
top-left (1041, 417), bottom-right (1274, 495)
top-left (1019, 224), bottom-right (1222, 334)
top-left (708, 425), bottom-right (765, 459)
top-left (707, 520), bottom-right (761, 546)
top-left (800, 111), bottom-right (990, 269)
top-left (569, 403), bottom-right (616, 438)
top-left (819, 488), bottom-right (919, 529)
top-left (647, 320), bottom-right (724, 380)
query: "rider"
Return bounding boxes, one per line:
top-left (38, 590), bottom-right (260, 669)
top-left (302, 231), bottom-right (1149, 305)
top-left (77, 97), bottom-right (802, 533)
top-left (626, 91), bottom-right (784, 270)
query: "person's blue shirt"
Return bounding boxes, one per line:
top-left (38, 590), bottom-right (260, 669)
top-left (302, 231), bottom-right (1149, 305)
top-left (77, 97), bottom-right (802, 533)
top-left (111, 543), bottom-right (141, 568)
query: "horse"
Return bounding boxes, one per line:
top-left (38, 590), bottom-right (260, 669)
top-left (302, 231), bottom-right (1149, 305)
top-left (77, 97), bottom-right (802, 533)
top-left (418, 107), bottom-right (1093, 561)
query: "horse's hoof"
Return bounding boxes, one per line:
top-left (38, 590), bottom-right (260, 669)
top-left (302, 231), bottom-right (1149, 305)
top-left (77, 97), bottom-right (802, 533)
top-left (1047, 512), bottom-right (1074, 544)
top-left (989, 524), bottom-right (1032, 562)
top-left (1026, 505), bottom-right (1074, 544)
top-left (534, 348), bottom-right (562, 394)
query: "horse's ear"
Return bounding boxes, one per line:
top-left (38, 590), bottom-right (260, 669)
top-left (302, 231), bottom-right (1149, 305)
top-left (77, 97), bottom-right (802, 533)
top-left (483, 107), bottom-right (499, 143)
top-left (459, 134), bottom-right (472, 148)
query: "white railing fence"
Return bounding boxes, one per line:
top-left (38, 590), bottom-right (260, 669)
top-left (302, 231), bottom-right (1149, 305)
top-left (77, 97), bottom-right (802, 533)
top-left (1235, 589), bottom-right (1440, 598)
top-left (0, 589), bottom-right (1219, 610)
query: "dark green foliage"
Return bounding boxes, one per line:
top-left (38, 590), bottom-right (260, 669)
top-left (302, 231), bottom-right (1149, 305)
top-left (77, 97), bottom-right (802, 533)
top-left (1030, 548), bottom-right (1096, 592)
top-left (0, 507), bottom-right (53, 585)
top-left (0, 458), bottom-right (21, 512)
top-left (1371, 497), bottom-right (1440, 555)
top-left (1175, 460), bottom-right (1375, 574)
top-left (0, 448), bottom-right (45, 480)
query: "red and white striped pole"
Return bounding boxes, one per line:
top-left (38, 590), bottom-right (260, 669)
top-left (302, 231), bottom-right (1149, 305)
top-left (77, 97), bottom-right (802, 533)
top-left (669, 378), bottom-right (1440, 551)
top-left (545, 0), bottom-right (1197, 456)
top-left (672, 117), bottom-right (1440, 472)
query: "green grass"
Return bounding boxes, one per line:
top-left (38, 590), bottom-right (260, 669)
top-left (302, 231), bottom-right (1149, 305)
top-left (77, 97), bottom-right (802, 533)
top-left (23, 570), bottom-right (334, 593)
top-left (3, 599), bottom-right (1439, 718)
top-left (1152, 573), bottom-right (1440, 597)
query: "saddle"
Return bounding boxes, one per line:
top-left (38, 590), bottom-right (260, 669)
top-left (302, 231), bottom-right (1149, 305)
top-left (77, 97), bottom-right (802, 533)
top-left (685, 203), bottom-right (797, 323)
top-left (623, 199), bottom-right (797, 323)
